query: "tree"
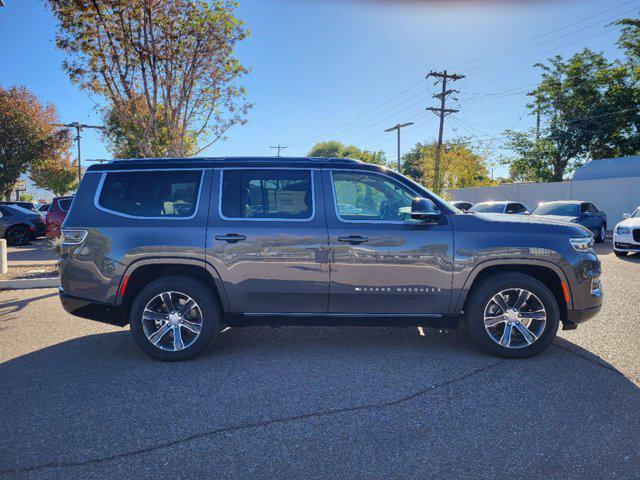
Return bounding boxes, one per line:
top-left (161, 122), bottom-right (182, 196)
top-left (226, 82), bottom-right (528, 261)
top-left (19, 193), bottom-right (34, 203)
top-left (401, 140), bottom-right (495, 193)
top-left (0, 86), bottom-right (71, 200)
top-left (307, 140), bottom-right (386, 165)
top-left (30, 156), bottom-right (78, 196)
top-left (48, 0), bottom-right (251, 158)
top-left (501, 129), bottom-right (565, 182)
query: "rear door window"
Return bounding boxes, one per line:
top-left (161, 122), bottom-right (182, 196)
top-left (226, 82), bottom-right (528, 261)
top-left (220, 169), bottom-right (313, 220)
top-left (58, 198), bottom-right (73, 212)
top-left (97, 170), bottom-right (202, 218)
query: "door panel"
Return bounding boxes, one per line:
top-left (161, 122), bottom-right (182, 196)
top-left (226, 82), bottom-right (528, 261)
top-left (206, 168), bottom-right (330, 313)
top-left (324, 169), bottom-right (454, 314)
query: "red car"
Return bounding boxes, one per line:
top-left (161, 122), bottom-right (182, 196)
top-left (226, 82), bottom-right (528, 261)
top-left (46, 196), bottom-right (74, 238)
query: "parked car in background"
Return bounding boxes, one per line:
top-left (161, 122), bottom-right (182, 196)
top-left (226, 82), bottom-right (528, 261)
top-left (613, 206), bottom-right (640, 257)
top-left (468, 201), bottom-right (530, 215)
top-left (46, 196), bottom-right (74, 238)
top-left (451, 200), bottom-right (473, 211)
top-left (0, 204), bottom-right (47, 245)
top-left (531, 201), bottom-right (607, 243)
top-left (36, 203), bottom-right (51, 213)
top-left (0, 201), bottom-right (37, 211)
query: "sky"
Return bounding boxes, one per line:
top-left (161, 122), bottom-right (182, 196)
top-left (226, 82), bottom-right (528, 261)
top-left (0, 0), bottom-right (637, 199)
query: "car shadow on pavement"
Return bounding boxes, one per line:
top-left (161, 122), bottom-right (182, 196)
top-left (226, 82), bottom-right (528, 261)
top-left (1, 325), bottom-right (640, 479)
top-left (595, 241), bottom-right (640, 262)
top-left (0, 292), bottom-right (58, 326)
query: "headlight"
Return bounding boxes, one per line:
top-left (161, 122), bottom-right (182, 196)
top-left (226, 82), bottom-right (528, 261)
top-left (569, 237), bottom-right (594, 253)
top-left (616, 226), bottom-right (631, 234)
top-left (61, 229), bottom-right (88, 245)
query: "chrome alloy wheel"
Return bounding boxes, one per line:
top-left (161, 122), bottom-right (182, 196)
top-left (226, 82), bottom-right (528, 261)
top-left (141, 291), bottom-right (203, 352)
top-left (483, 288), bottom-right (547, 349)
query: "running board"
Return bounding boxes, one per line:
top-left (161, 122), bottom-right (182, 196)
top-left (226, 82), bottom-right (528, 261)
top-left (225, 312), bottom-right (461, 329)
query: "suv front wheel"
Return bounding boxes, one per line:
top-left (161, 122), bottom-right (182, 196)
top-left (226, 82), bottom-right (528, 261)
top-left (465, 272), bottom-right (560, 358)
top-left (129, 275), bottom-right (221, 361)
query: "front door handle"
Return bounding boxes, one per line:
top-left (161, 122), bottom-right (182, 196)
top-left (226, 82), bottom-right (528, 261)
top-left (338, 235), bottom-right (368, 245)
top-left (215, 234), bottom-right (246, 243)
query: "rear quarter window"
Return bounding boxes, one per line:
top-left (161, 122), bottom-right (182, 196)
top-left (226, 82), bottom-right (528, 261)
top-left (97, 170), bottom-right (202, 218)
top-left (58, 198), bottom-right (72, 212)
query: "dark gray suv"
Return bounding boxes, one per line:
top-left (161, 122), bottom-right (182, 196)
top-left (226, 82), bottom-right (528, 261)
top-left (59, 157), bottom-right (603, 360)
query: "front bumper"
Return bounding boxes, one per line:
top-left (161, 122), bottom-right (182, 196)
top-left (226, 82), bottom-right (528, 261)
top-left (613, 232), bottom-right (640, 251)
top-left (60, 289), bottom-right (127, 327)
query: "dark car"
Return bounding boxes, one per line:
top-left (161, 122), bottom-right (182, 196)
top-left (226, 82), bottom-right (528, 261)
top-left (0, 204), bottom-right (47, 245)
top-left (451, 200), bottom-right (473, 211)
top-left (0, 201), bottom-right (37, 211)
top-left (59, 157), bottom-right (602, 361)
top-left (468, 201), bottom-right (530, 215)
top-left (46, 196), bottom-right (74, 238)
top-left (531, 201), bottom-right (607, 243)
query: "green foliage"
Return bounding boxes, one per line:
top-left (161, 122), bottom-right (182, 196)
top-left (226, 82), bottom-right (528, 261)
top-left (502, 18), bottom-right (640, 182)
top-left (48, 0), bottom-right (251, 157)
top-left (19, 193), bottom-right (34, 203)
top-left (401, 140), bottom-right (495, 193)
top-left (307, 140), bottom-right (386, 165)
top-left (0, 86), bottom-right (72, 200)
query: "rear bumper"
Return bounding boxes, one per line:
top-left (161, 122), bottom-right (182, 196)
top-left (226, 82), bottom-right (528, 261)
top-left (60, 290), bottom-right (127, 327)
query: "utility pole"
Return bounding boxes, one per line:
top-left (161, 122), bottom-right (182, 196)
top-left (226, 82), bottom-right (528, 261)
top-left (527, 90), bottom-right (541, 163)
top-left (426, 70), bottom-right (464, 193)
top-left (385, 122), bottom-right (414, 173)
top-left (270, 145), bottom-right (287, 157)
top-left (54, 122), bottom-right (105, 183)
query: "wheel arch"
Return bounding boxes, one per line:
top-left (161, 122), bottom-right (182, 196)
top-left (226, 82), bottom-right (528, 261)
top-left (454, 259), bottom-right (571, 322)
top-left (117, 259), bottom-right (230, 320)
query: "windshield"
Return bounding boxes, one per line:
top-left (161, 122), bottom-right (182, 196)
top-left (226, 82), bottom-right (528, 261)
top-left (632, 208), bottom-right (640, 218)
top-left (532, 203), bottom-right (579, 217)
top-left (6, 204), bottom-right (37, 216)
top-left (468, 202), bottom-right (504, 213)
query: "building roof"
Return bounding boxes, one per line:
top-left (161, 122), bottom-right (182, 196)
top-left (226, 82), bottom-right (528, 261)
top-left (572, 156), bottom-right (640, 181)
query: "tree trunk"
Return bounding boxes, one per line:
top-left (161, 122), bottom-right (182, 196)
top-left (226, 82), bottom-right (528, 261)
top-left (552, 157), bottom-right (564, 182)
top-left (4, 190), bottom-right (12, 201)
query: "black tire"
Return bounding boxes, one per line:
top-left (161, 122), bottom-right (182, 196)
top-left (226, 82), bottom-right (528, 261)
top-left (614, 250), bottom-right (627, 258)
top-left (129, 275), bottom-right (221, 361)
top-left (465, 272), bottom-right (560, 359)
top-left (6, 225), bottom-right (31, 246)
top-left (595, 223), bottom-right (606, 243)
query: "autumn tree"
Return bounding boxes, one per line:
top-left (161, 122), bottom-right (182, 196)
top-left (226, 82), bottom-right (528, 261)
top-left (30, 156), bottom-right (78, 196)
top-left (307, 140), bottom-right (386, 165)
top-left (401, 140), bottom-right (495, 193)
top-left (48, 0), bottom-right (251, 158)
top-left (0, 86), bottom-right (71, 200)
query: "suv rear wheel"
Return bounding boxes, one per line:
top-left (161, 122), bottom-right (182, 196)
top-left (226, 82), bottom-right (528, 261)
top-left (129, 275), bottom-right (221, 361)
top-left (465, 272), bottom-right (560, 358)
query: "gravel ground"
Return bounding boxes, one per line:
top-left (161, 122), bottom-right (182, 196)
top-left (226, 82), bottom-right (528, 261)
top-left (0, 243), bottom-right (638, 479)
top-left (0, 265), bottom-right (58, 280)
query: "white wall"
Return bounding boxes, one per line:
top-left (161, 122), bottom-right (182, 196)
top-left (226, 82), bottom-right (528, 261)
top-left (450, 178), bottom-right (640, 225)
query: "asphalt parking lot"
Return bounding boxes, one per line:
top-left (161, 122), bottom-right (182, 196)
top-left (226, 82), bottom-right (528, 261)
top-left (1, 243), bottom-right (639, 479)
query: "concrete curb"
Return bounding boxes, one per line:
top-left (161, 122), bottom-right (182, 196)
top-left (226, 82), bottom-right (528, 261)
top-left (7, 260), bottom-right (58, 267)
top-left (0, 277), bottom-right (60, 290)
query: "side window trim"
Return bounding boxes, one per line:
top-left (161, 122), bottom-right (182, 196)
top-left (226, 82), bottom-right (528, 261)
top-left (93, 169), bottom-right (205, 220)
top-left (329, 169), bottom-right (421, 225)
top-left (218, 168), bottom-right (316, 222)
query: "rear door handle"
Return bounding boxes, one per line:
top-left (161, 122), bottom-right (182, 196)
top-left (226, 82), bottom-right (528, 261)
top-left (215, 234), bottom-right (246, 243)
top-left (338, 235), bottom-right (368, 245)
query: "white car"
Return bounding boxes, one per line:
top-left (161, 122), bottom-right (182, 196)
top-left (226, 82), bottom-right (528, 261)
top-left (613, 206), bottom-right (640, 257)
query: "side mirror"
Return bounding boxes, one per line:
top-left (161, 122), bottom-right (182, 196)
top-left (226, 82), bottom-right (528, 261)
top-left (410, 197), bottom-right (441, 222)
top-left (622, 213), bottom-right (630, 219)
